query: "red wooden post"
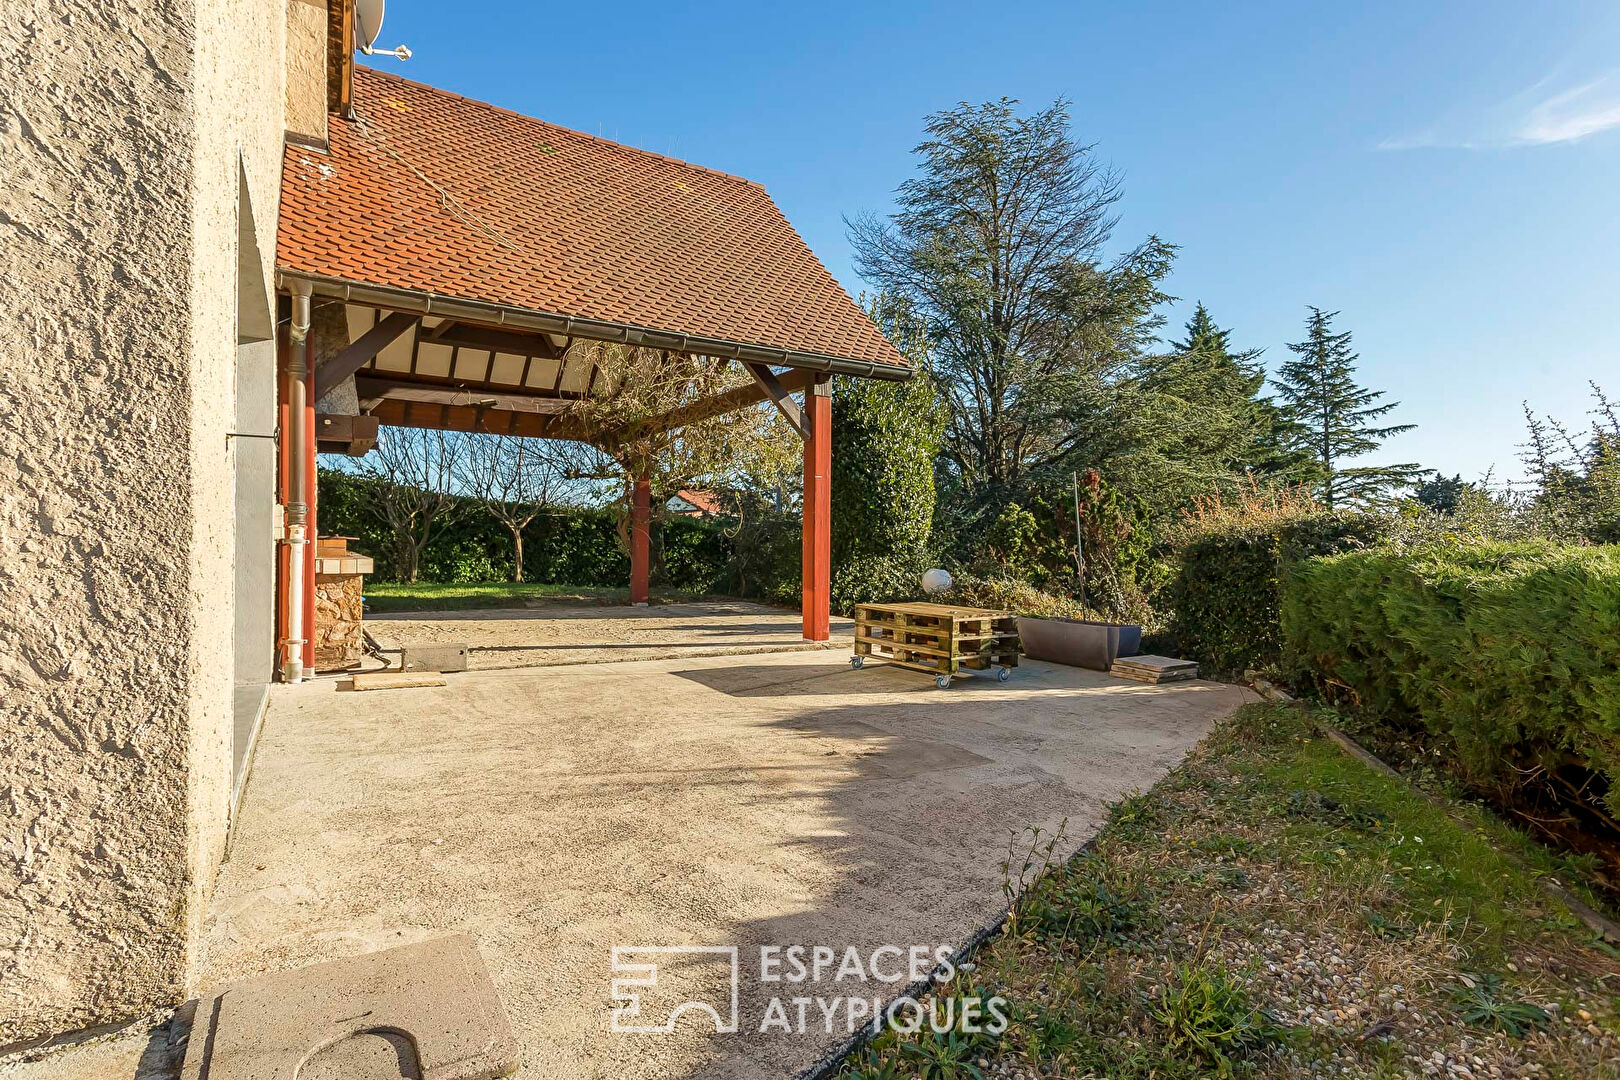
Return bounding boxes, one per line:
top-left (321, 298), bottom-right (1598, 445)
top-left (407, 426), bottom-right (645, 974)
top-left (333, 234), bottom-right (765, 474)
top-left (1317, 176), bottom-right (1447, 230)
top-left (802, 375), bottom-right (832, 641)
top-left (630, 474), bottom-right (651, 605)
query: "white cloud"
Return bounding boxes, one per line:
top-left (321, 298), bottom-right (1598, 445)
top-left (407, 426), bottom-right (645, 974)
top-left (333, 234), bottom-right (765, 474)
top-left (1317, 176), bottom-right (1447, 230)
top-left (1380, 69), bottom-right (1620, 150)
top-left (1516, 74), bottom-right (1620, 143)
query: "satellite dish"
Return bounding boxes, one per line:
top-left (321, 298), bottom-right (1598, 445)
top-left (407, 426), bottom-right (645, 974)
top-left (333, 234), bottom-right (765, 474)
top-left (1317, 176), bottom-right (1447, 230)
top-left (353, 0), bottom-right (412, 60)
top-left (355, 0), bottom-right (386, 51)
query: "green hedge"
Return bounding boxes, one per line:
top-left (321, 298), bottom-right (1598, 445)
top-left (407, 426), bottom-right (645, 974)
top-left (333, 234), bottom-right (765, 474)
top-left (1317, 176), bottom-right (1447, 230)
top-left (828, 367), bottom-right (943, 615)
top-left (1163, 512), bottom-right (1386, 674)
top-left (1282, 542), bottom-right (1620, 805)
top-left (318, 468), bottom-right (728, 592)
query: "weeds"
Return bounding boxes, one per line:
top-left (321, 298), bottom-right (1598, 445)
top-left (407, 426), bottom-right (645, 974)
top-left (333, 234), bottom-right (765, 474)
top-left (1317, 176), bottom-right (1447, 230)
top-left (999, 820), bottom-right (1066, 938)
top-left (1105, 790), bottom-right (1160, 837)
top-left (837, 989), bottom-right (999, 1080)
top-left (1285, 788), bottom-right (1388, 831)
top-left (1018, 865), bottom-right (1142, 947)
top-left (1151, 962), bottom-right (1282, 1075)
top-left (1444, 973), bottom-right (1551, 1036)
top-left (1361, 907), bottom-right (1413, 940)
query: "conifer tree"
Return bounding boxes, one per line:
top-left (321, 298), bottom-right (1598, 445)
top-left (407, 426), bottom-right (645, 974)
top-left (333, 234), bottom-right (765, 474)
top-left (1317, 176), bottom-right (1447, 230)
top-left (1174, 301), bottom-right (1246, 360)
top-left (1273, 307), bottom-right (1423, 506)
top-left (1146, 302), bottom-right (1307, 482)
top-left (849, 97), bottom-right (1173, 499)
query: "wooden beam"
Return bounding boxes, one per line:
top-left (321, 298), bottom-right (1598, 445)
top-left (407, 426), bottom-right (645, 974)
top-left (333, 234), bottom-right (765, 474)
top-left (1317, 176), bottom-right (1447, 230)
top-left (598, 365), bottom-right (818, 447)
top-left (345, 366), bottom-right (584, 398)
top-left (328, 0), bottom-right (355, 116)
top-left (354, 375), bottom-right (576, 415)
top-left (314, 312), bottom-right (419, 401)
top-left (368, 398), bottom-right (594, 443)
top-left (630, 476), bottom-right (651, 606)
top-left (802, 375), bottom-right (832, 641)
top-left (744, 362), bottom-right (809, 441)
top-left (426, 321), bottom-right (567, 359)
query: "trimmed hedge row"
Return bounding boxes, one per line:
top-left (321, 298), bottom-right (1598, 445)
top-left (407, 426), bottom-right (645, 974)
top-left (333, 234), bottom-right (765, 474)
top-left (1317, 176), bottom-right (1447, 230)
top-left (1162, 512), bottom-right (1386, 674)
top-left (317, 468), bottom-right (729, 591)
top-left (1282, 542), bottom-right (1620, 804)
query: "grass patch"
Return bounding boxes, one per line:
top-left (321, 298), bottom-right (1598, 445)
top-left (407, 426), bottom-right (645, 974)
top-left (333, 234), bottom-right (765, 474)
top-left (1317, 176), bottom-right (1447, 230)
top-left (838, 702), bottom-right (1620, 1079)
top-left (1153, 960), bottom-right (1283, 1075)
top-left (361, 582), bottom-right (717, 612)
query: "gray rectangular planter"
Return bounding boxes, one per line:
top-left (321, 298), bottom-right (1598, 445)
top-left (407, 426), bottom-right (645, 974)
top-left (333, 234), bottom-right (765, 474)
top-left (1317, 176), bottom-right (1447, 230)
top-left (1017, 617), bottom-right (1142, 671)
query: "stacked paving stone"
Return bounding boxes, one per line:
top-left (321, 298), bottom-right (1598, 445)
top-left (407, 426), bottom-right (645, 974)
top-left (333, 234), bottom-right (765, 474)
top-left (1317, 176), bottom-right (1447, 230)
top-left (1110, 654), bottom-right (1199, 684)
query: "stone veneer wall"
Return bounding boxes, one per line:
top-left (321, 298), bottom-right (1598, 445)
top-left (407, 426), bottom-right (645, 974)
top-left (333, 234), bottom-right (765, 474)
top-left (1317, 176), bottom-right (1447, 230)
top-left (0, 0), bottom-right (291, 1046)
top-left (313, 573), bottom-right (367, 669)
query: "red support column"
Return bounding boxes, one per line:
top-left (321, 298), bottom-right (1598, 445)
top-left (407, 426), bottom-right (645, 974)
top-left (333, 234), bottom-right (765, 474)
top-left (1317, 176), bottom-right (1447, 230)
top-left (802, 375), bottom-right (832, 641)
top-left (629, 475), bottom-right (651, 606)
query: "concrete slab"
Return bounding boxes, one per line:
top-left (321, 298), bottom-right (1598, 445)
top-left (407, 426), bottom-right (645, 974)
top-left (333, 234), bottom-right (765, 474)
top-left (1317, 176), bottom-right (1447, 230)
top-left (400, 645), bottom-right (470, 673)
top-left (366, 601), bottom-right (853, 671)
top-left (350, 671), bottom-right (448, 691)
top-left (181, 934), bottom-right (517, 1080)
top-left (0, 1029), bottom-right (171, 1080)
top-left (201, 649), bottom-right (1254, 1079)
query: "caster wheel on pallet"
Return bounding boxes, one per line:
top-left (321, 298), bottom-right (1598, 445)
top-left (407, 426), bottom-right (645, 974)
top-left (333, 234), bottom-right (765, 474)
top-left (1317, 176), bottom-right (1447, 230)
top-left (850, 655), bottom-right (864, 670)
top-left (935, 674), bottom-right (951, 690)
top-left (997, 667), bottom-right (1012, 682)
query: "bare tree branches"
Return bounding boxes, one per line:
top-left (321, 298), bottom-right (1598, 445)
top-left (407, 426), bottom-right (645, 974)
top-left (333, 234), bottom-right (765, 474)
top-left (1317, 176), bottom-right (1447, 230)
top-left (465, 435), bottom-right (561, 581)
top-left (354, 426), bottom-right (468, 582)
top-left (558, 342), bottom-right (798, 572)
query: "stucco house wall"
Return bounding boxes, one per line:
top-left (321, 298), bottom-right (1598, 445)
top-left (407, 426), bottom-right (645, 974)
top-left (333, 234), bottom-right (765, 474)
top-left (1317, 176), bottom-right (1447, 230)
top-left (0, 0), bottom-right (293, 1047)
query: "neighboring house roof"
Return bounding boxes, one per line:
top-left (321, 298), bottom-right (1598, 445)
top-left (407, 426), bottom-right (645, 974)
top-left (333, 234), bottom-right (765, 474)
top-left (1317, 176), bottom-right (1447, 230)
top-left (277, 67), bottom-right (906, 372)
top-left (668, 489), bottom-right (724, 516)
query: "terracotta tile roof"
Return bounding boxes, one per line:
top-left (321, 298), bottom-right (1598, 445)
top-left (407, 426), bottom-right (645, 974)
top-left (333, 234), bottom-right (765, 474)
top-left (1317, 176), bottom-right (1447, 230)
top-left (277, 68), bottom-right (906, 370)
top-left (670, 489), bottom-right (724, 516)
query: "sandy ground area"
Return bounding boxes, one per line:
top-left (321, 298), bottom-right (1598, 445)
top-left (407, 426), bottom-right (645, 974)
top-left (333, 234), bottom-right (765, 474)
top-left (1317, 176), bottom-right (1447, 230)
top-left (366, 600), bottom-right (854, 670)
top-left (175, 648), bottom-right (1252, 1080)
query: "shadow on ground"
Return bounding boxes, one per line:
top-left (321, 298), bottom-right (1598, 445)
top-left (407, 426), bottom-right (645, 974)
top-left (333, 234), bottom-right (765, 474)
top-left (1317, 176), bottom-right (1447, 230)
top-left (172, 649), bottom-right (1250, 1080)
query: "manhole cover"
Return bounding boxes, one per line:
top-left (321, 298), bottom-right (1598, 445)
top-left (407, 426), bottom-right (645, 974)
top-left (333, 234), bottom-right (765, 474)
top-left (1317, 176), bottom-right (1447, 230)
top-left (181, 934), bottom-right (517, 1079)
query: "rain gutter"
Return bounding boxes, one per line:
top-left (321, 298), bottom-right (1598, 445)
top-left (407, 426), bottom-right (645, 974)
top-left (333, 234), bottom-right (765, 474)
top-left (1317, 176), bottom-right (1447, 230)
top-left (276, 272), bottom-right (912, 382)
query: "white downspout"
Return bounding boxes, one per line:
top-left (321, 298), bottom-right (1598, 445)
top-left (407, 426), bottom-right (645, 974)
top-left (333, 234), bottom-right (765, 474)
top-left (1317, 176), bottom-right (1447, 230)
top-left (282, 281), bottom-right (313, 683)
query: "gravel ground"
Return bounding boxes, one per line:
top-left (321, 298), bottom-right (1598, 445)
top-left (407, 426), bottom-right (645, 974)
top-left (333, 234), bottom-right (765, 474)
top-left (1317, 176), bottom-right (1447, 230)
top-left (839, 703), bottom-right (1620, 1080)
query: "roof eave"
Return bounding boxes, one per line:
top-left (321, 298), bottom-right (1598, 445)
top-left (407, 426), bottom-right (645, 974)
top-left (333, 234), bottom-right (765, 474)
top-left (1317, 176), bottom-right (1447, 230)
top-left (276, 271), bottom-right (912, 382)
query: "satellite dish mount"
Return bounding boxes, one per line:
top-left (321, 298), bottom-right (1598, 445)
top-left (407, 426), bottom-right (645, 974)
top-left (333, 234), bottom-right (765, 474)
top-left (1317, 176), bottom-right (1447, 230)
top-left (354, 0), bottom-right (411, 61)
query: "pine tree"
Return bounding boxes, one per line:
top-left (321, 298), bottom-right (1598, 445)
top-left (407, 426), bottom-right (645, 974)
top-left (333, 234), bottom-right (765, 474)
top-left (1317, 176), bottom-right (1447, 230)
top-left (1273, 307), bottom-right (1423, 506)
top-left (1174, 302), bottom-right (1244, 359)
top-left (849, 97), bottom-right (1174, 499)
top-left (1148, 302), bottom-right (1308, 481)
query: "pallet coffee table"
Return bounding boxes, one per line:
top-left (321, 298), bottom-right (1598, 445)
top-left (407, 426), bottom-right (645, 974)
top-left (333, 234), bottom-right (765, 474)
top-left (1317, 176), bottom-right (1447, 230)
top-left (852, 602), bottom-right (1021, 688)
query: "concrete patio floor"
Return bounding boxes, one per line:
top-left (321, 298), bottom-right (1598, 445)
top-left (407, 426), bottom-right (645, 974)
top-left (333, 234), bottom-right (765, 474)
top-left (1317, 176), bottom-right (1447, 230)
top-left (366, 599), bottom-right (854, 670)
top-left (184, 645), bottom-right (1253, 1079)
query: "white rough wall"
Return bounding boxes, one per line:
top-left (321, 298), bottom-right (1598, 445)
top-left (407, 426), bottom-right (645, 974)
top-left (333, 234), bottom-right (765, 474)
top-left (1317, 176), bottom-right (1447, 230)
top-left (187, 0), bottom-right (287, 983)
top-left (0, 0), bottom-right (287, 1045)
top-left (285, 0), bottom-right (329, 145)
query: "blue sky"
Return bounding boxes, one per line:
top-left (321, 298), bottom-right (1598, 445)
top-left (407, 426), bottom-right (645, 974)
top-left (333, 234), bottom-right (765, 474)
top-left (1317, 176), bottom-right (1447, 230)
top-left (371, 1), bottom-right (1619, 485)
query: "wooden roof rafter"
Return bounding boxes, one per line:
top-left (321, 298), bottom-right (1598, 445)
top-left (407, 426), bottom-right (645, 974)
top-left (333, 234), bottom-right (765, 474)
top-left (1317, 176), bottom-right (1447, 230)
top-left (315, 301), bottom-right (852, 451)
top-left (421, 320), bottom-right (571, 361)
